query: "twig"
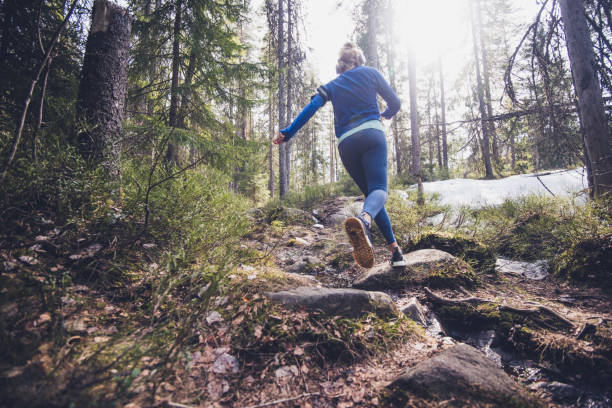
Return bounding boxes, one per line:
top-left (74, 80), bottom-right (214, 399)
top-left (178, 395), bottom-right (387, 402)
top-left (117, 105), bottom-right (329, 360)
top-left (167, 402), bottom-right (197, 408)
top-left (535, 175), bottom-right (556, 197)
top-left (243, 392), bottom-right (321, 408)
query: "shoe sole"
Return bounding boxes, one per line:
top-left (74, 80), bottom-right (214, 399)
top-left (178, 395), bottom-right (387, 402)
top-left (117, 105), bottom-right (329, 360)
top-left (344, 217), bottom-right (375, 268)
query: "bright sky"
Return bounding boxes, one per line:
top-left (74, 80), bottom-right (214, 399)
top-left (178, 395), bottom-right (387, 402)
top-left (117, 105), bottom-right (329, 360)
top-left (302, 0), bottom-right (539, 82)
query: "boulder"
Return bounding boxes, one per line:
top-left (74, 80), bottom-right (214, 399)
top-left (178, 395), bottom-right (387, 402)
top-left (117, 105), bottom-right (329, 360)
top-left (383, 343), bottom-right (541, 407)
top-left (353, 249), bottom-right (477, 290)
top-left (264, 287), bottom-right (398, 319)
top-left (400, 297), bottom-right (427, 326)
top-left (405, 231), bottom-right (497, 275)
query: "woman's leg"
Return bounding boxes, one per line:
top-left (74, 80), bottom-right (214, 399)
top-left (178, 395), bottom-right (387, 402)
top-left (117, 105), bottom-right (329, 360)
top-left (359, 130), bottom-right (397, 245)
top-left (338, 129), bottom-right (398, 246)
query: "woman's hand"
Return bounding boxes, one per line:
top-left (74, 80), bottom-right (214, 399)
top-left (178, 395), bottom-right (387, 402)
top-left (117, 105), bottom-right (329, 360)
top-left (272, 132), bottom-right (285, 145)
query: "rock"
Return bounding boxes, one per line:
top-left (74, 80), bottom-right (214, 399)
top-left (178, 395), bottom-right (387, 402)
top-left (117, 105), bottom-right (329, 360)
top-left (313, 223), bottom-right (324, 229)
top-left (383, 343), bottom-right (540, 407)
top-left (496, 258), bottom-right (548, 280)
top-left (328, 213), bottom-right (347, 226)
top-left (206, 311), bottom-right (223, 325)
top-left (400, 297), bottom-right (427, 326)
top-left (285, 273), bottom-right (319, 286)
top-left (531, 381), bottom-right (582, 403)
top-left (212, 353), bottom-right (239, 374)
top-left (353, 249), bottom-right (477, 290)
top-left (265, 287), bottom-right (398, 319)
top-left (287, 237), bottom-right (310, 247)
top-left (405, 231), bottom-right (497, 275)
top-left (303, 256), bottom-right (321, 264)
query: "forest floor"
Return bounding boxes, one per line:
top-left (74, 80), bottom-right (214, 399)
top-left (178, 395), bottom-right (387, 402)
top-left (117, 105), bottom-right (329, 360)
top-left (1, 194), bottom-right (611, 407)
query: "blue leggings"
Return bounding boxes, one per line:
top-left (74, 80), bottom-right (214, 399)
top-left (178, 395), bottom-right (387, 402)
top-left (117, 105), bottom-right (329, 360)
top-left (338, 128), bottom-right (396, 244)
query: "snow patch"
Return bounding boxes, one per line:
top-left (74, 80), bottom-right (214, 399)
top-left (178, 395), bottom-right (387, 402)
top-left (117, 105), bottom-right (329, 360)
top-left (406, 168), bottom-right (587, 208)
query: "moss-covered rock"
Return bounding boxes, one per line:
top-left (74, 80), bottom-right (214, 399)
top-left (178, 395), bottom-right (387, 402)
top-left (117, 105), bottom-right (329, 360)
top-left (405, 231), bottom-right (496, 275)
top-left (264, 287), bottom-right (398, 319)
top-left (353, 249), bottom-right (478, 290)
top-left (382, 343), bottom-right (542, 407)
top-left (552, 234), bottom-right (612, 290)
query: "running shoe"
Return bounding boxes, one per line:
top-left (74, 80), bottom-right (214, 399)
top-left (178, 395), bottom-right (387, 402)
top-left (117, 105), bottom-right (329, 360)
top-left (344, 216), bottom-right (375, 268)
top-left (390, 247), bottom-right (406, 268)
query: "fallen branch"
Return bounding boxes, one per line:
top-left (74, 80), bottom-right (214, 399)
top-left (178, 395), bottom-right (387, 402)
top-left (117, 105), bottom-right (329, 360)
top-left (243, 392), bottom-right (321, 408)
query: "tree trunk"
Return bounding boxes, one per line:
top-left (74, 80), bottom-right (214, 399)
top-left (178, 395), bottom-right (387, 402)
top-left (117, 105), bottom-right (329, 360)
top-left (476, 0), bottom-right (499, 165)
top-left (559, 0), bottom-right (612, 197)
top-left (469, 0), bottom-right (493, 179)
top-left (366, 0), bottom-right (379, 69)
top-left (283, 0), bottom-right (293, 196)
top-left (439, 56), bottom-right (448, 175)
top-left (408, 49), bottom-right (420, 177)
top-left (267, 39), bottom-right (275, 198)
top-left (278, 0), bottom-right (287, 197)
top-left (75, 0), bottom-right (130, 180)
top-left (177, 50), bottom-right (196, 129)
top-left (408, 46), bottom-right (423, 204)
top-left (32, 59), bottom-right (51, 161)
top-left (165, 0), bottom-right (182, 163)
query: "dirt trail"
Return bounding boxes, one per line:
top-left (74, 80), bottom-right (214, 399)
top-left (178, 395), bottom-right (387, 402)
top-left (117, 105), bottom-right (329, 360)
top-left (238, 195), bottom-right (612, 407)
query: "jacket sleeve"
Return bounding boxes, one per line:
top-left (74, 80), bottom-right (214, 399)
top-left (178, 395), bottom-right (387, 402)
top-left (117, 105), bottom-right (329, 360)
top-left (374, 70), bottom-right (401, 119)
top-left (280, 92), bottom-right (327, 142)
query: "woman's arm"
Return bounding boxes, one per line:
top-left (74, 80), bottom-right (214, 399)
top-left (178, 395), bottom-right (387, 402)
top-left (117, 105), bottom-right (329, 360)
top-left (374, 70), bottom-right (401, 119)
top-left (277, 93), bottom-right (326, 143)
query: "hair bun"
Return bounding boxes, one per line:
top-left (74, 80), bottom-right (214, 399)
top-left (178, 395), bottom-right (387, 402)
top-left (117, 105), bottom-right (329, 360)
top-left (336, 42), bottom-right (365, 74)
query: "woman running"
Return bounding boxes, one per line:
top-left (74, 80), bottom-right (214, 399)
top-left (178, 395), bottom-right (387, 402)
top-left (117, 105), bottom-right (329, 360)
top-left (273, 42), bottom-right (405, 269)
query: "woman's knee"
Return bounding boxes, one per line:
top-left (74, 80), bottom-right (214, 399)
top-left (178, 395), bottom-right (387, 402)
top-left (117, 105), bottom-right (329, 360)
top-left (367, 189), bottom-right (388, 203)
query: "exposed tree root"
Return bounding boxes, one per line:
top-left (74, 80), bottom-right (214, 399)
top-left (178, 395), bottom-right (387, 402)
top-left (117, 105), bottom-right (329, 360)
top-left (424, 287), bottom-right (575, 330)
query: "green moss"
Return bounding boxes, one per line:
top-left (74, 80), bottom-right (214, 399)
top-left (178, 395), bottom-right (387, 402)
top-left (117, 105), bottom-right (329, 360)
top-left (406, 231), bottom-right (496, 275)
top-left (552, 235), bottom-right (612, 289)
top-left (230, 298), bottom-right (420, 365)
top-left (423, 260), bottom-right (479, 289)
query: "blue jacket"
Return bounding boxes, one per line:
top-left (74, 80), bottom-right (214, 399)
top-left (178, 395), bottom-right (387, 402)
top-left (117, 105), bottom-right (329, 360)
top-left (280, 65), bottom-right (401, 142)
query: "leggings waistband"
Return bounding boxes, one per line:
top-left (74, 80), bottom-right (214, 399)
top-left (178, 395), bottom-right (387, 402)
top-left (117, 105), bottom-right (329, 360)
top-left (337, 120), bottom-right (383, 145)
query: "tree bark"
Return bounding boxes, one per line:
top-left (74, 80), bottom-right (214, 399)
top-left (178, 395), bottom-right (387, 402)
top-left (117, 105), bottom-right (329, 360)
top-left (469, 0), bottom-right (494, 179)
top-left (277, 0), bottom-right (287, 197)
top-left (366, 0), bottom-right (379, 69)
top-left (75, 0), bottom-right (130, 179)
top-left (559, 0), bottom-right (612, 197)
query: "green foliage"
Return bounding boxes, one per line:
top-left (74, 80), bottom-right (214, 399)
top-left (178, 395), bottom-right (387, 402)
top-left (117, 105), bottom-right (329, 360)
top-left (552, 234), bottom-right (612, 290)
top-left (465, 195), bottom-right (611, 263)
top-left (385, 190), bottom-right (448, 245)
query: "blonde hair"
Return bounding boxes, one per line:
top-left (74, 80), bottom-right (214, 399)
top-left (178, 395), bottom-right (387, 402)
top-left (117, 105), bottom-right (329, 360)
top-left (336, 42), bottom-right (365, 74)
